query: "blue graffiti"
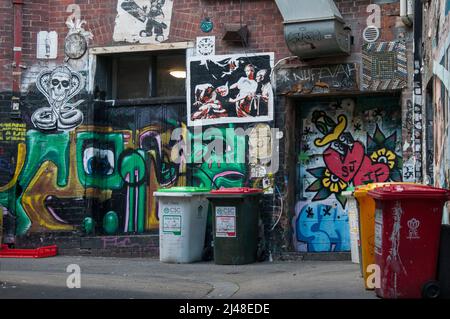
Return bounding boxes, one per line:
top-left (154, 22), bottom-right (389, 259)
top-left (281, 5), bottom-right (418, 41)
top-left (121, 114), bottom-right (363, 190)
top-left (296, 203), bottom-right (350, 252)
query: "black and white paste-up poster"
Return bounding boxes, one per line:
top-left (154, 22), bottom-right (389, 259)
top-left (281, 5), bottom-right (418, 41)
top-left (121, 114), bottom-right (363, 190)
top-left (113, 0), bottom-right (173, 44)
top-left (187, 53), bottom-right (274, 127)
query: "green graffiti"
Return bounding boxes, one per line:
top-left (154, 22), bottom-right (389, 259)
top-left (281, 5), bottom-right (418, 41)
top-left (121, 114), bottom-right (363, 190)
top-left (103, 211), bottom-right (119, 235)
top-left (15, 130), bottom-right (70, 234)
top-left (76, 132), bottom-right (125, 189)
top-left (191, 126), bottom-right (247, 188)
top-left (119, 149), bottom-right (147, 233)
top-left (83, 217), bottom-right (95, 234)
top-left (20, 130), bottom-right (70, 187)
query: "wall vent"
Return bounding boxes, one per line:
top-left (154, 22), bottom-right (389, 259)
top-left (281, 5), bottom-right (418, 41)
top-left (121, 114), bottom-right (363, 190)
top-left (363, 26), bottom-right (380, 43)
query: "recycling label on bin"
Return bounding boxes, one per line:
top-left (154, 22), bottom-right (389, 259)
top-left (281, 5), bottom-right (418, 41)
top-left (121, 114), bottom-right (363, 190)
top-left (162, 206), bottom-right (182, 236)
top-left (215, 206), bottom-right (236, 238)
top-left (374, 208), bottom-right (383, 255)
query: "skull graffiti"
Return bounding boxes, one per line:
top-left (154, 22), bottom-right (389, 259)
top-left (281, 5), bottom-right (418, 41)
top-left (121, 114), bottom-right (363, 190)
top-left (32, 65), bottom-right (85, 132)
top-left (49, 67), bottom-right (72, 103)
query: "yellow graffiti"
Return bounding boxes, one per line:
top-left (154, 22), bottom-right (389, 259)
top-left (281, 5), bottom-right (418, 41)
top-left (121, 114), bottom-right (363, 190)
top-left (21, 132), bottom-right (111, 232)
top-left (314, 115), bottom-right (347, 147)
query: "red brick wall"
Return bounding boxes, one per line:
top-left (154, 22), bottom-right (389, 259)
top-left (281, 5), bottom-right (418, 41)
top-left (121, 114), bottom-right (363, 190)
top-left (0, 0), bottom-right (405, 91)
top-left (0, 1), bottom-right (13, 92)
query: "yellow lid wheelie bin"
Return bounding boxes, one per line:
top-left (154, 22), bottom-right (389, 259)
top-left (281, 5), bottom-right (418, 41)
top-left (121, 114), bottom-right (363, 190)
top-left (354, 182), bottom-right (414, 290)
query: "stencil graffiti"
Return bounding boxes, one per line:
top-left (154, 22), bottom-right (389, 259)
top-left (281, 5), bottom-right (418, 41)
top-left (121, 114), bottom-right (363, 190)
top-left (113, 0), bottom-right (174, 44)
top-left (31, 66), bottom-right (85, 131)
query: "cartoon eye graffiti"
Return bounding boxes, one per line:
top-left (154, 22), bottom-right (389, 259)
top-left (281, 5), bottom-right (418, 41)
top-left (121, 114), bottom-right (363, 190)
top-left (83, 147), bottom-right (115, 176)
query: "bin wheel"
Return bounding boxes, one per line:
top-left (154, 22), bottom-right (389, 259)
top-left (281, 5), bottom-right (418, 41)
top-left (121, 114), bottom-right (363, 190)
top-left (422, 281), bottom-right (441, 299)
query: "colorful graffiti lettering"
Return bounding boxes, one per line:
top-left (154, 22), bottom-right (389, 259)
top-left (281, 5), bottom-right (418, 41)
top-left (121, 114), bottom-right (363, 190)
top-left (0, 122), bottom-right (186, 236)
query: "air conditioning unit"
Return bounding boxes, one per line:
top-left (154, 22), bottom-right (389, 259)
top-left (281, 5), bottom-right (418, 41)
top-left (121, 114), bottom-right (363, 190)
top-left (276, 0), bottom-right (352, 59)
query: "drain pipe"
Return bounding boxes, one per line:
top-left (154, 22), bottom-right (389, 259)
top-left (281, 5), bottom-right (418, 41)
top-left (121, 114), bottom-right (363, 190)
top-left (11, 0), bottom-right (24, 115)
top-left (400, 0), bottom-right (413, 27)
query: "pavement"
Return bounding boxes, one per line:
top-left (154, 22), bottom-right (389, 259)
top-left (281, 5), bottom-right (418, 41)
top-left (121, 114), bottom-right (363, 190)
top-left (0, 256), bottom-right (377, 299)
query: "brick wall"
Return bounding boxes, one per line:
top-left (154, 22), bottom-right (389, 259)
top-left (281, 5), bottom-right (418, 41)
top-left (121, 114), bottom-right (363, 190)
top-left (0, 1), bottom-right (13, 92)
top-left (0, 0), bottom-right (409, 91)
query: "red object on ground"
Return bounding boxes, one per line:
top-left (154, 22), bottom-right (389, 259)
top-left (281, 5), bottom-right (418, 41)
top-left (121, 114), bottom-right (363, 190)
top-left (210, 187), bottom-right (263, 194)
top-left (368, 184), bottom-right (448, 299)
top-left (0, 244), bottom-right (58, 258)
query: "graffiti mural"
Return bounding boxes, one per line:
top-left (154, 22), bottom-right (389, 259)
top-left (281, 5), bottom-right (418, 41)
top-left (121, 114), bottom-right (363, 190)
top-left (0, 102), bottom-right (187, 236)
top-left (31, 66), bottom-right (85, 131)
top-left (113, 0), bottom-right (174, 44)
top-left (187, 53), bottom-right (274, 126)
top-left (295, 201), bottom-right (350, 252)
top-left (294, 97), bottom-right (402, 252)
top-left (190, 125), bottom-right (247, 189)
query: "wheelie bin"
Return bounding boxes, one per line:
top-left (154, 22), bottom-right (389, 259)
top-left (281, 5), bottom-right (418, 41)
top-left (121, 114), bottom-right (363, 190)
top-left (154, 187), bottom-right (211, 263)
top-left (354, 182), bottom-right (413, 289)
top-left (368, 184), bottom-right (448, 299)
top-left (342, 187), bottom-right (360, 265)
top-left (207, 187), bottom-right (263, 265)
top-left (438, 224), bottom-right (450, 299)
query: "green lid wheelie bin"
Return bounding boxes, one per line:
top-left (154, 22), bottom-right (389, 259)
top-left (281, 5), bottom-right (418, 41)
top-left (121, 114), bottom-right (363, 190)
top-left (154, 186), bottom-right (211, 263)
top-left (207, 187), bottom-right (263, 265)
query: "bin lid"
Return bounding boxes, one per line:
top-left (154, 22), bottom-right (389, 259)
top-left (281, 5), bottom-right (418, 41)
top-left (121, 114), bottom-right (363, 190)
top-left (354, 182), bottom-right (415, 198)
top-left (341, 186), bottom-right (355, 197)
top-left (367, 184), bottom-right (449, 200)
top-left (210, 187), bottom-right (263, 194)
top-left (156, 186), bottom-right (211, 193)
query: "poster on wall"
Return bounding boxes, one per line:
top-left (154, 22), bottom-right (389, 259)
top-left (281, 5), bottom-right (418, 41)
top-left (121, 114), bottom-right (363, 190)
top-left (187, 52), bottom-right (274, 127)
top-left (113, 0), bottom-right (174, 44)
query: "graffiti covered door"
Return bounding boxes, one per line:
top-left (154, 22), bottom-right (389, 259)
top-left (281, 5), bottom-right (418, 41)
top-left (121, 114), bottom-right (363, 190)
top-left (294, 97), bottom-right (402, 252)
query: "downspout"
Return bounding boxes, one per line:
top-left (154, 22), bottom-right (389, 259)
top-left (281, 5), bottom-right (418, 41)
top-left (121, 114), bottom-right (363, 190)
top-left (400, 0), bottom-right (414, 27)
top-left (12, 0), bottom-right (24, 115)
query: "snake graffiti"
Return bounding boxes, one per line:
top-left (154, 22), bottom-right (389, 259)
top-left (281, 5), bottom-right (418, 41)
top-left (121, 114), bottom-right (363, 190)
top-left (32, 66), bottom-right (85, 131)
top-left (294, 97), bottom-right (402, 252)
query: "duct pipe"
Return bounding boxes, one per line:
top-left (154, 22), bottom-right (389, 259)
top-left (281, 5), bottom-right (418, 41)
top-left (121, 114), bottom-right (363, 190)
top-left (275, 0), bottom-right (351, 59)
top-left (401, 0), bottom-right (414, 27)
top-left (12, 0), bottom-right (24, 94)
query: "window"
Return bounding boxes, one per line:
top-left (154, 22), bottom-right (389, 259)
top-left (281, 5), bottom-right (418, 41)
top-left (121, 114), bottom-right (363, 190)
top-left (94, 50), bottom-right (186, 100)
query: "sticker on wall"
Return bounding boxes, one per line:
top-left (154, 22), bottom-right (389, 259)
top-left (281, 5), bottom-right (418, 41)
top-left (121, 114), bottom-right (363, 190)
top-left (187, 52), bottom-right (274, 126)
top-left (196, 36), bottom-right (215, 56)
top-left (362, 41), bottom-right (407, 91)
top-left (31, 65), bottom-right (85, 132)
top-left (200, 17), bottom-right (213, 33)
top-left (37, 31), bottom-right (58, 59)
top-left (113, 0), bottom-right (174, 44)
top-left (215, 207), bottom-right (236, 238)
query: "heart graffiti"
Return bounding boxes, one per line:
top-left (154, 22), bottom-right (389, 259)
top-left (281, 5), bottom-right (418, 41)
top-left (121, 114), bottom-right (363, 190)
top-left (323, 141), bottom-right (365, 183)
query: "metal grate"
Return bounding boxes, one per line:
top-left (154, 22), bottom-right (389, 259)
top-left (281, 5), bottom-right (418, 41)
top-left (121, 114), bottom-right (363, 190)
top-left (363, 26), bottom-right (380, 43)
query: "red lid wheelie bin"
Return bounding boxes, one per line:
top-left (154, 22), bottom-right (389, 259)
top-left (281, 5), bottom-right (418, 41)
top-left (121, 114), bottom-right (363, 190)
top-left (368, 184), bottom-right (448, 299)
